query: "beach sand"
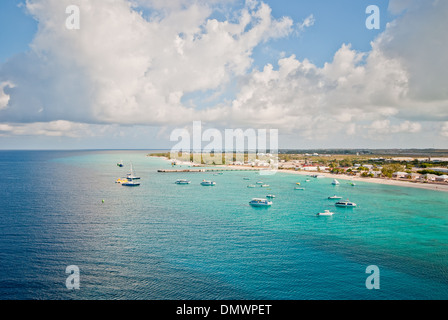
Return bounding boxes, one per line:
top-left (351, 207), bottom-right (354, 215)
top-left (277, 169), bottom-right (448, 192)
top-left (156, 157), bottom-right (448, 193)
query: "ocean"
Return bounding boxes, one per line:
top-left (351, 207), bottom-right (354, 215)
top-left (1, 150), bottom-right (448, 300)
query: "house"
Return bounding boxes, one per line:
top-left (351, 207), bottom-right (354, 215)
top-left (392, 172), bottom-right (408, 179)
top-left (421, 174), bottom-right (438, 181)
top-left (406, 173), bottom-right (421, 180)
top-left (435, 175), bottom-right (448, 182)
top-left (369, 171), bottom-right (382, 178)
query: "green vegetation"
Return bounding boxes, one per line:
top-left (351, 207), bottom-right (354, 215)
top-left (417, 169), bottom-right (445, 176)
top-left (381, 164), bottom-right (405, 178)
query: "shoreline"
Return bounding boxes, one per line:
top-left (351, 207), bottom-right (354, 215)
top-left (276, 169), bottom-right (448, 193)
top-left (154, 157), bottom-right (448, 193)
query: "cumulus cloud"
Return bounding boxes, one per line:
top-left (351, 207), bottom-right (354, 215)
top-left (0, 82), bottom-right (14, 110)
top-left (0, 0), bottom-right (447, 146)
top-left (0, 0), bottom-right (295, 127)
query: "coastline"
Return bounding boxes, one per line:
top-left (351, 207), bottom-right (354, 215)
top-left (154, 156), bottom-right (448, 193)
top-left (276, 169), bottom-right (448, 193)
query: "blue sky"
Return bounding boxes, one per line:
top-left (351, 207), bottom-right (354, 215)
top-left (0, 0), bottom-right (37, 63)
top-left (0, 0), bottom-right (447, 149)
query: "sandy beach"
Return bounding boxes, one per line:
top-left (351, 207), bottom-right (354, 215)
top-left (277, 169), bottom-right (448, 193)
top-left (154, 156), bottom-right (448, 193)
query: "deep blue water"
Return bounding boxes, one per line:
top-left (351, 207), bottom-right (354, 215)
top-left (1, 150), bottom-right (448, 300)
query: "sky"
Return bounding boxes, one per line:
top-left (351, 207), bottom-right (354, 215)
top-left (0, 0), bottom-right (447, 150)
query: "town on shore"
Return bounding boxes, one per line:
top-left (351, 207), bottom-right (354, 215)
top-left (148, 149), bottom-right (448, 190)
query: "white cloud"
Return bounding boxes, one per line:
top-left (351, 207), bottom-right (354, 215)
top-left (0, 0), bottom-right (295, 126)
top-left (297, 14), bottom-right (315, 31)
top-left (0, 0), bottom-right (447, 147)
top-left (0, 82), bottom-right (14, 110)
top-left (0, 120), bottom-right (93, 137)
top-left (441, 122), bottom-right (448, 138)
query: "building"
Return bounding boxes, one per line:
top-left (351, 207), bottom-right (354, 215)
top-left (392, 172), bottom-right (408, 179)
top-left (406, 173), bottom-right (421, 180)
top-left (435, 175), bottom-right (448, 182)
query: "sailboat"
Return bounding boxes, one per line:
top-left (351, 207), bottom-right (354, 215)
top-left (332, 179), bottom-right (340, 185)
top-left (127, 162), bottom-right (140, 180)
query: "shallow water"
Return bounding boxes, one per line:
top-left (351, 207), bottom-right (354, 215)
top-left (1, 150), bottom-right (448, 300)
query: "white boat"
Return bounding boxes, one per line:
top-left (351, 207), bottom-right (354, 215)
top-left (305, 179), bottom-right (310, 182)
top-left (175, 179), bottom-right (191, 185)
top-left (261, 184), bottom-right (270, 187)
top-left (317, 210), bottom-right (334, 216)
top-left (294, 187), bottom-right (305, 190)
top-left (127, 162), bottom-right (140, 180)
top-left (335, 200), bottom-right (357, 208)
top-left (256, 181), bottom-right (264, 184)
top-left (201, 180), bottom-right (216, 186)
top-left (332, 179), bottom-right (340, 185)
top-left (249, 198), bottom-right (272, 207)
top-left (328, 195), bottom-right (342, 200)
top-left (247, 184), bottom-right (256, 188)
top-left (266, 194), bottom-right (275, 198)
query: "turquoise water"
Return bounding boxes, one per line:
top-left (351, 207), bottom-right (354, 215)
top-left (1, 150), bottom-right (448, 299)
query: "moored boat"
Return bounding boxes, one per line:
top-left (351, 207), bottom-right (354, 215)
top-left (335, 200), bottom-right (357, 207)
top-left (122, 178), bottom-right (140, 187)
top-left (249, 198), bottom-right (272, 207)
top-left (175, 179), bottom-right (191, 185)
top-left (317, 210), bottom-right (334, 216)
top-left (201, 180), bottom-right (216, 186)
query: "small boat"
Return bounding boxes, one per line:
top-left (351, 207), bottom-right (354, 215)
top-left (122, 178), bottom-right (140, 187)
top-left (261, 184), bottom-right (270, 187)
top-left (294, 187), bottom-right (305, 190)
top-left (266, 194), bottom-right (276, 198)
top-left (201, 180), bottom-right (216, 186)
top-left (249, 198), bottom-right (272, 207)
top-left (317, 210), bottom-right (334, 216)
top-left (350, 182), bottom-right (356, 186)
top-left (296, 182), bottom-right (301, 185)
top-left (117, 160), bottom-right (124, 167)
top-left (243, 178), bottom-right (250, 180)
top-left (305, 179), bottom-right (310, 182)
top-left (256, 181), bottom-right (264, 184)
top-left (328, 195), bottom-right (342, 200)
top-left (335, 200), bottom-right (357, 208)
top-left (115, 178), bottom-right (127, 184)
top-left (175, 179), bottom-right (191, 185)
top-left (247, 184), bottom-right (256, 188)
top-left (332, 179), bottom-right (340, 185)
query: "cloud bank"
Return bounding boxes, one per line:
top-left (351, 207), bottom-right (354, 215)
top-left (0, 0), bottom-right (447, 146)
